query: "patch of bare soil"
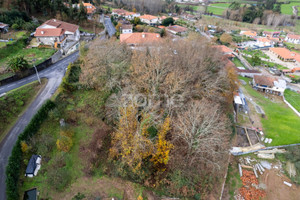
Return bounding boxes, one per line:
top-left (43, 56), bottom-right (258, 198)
top-left (261, 169), bottom-right (300, 200)
top-left (52, 176), bottom-right (138, 200)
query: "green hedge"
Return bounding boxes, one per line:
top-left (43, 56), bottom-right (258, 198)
top-left (5, 100), bottom-right (55, 200)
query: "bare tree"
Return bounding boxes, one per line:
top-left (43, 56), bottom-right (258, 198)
top-left (172, 100), bottom-right (229, 171)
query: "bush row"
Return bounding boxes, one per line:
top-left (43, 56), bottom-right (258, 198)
top-left (5, 100), bottom-right (55, 200)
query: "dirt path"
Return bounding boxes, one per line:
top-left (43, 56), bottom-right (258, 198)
top-left (261, 169), bottom-right (300, 200)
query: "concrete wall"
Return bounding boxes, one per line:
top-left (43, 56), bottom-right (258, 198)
top-left (51, 50), bottom-right (63, 63)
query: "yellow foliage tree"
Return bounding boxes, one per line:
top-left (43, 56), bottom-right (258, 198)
top-left (56, 135), bottom-right (73, 152)
top-left (21, 141), bottom-right (29, 153)
top-left (110, 106), bottom-right (154, 173)
top-left (151, 117), bottom-right (173, 171)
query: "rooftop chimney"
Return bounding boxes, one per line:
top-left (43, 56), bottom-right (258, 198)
top-left (142, 33), bottom-right (145, 38)
top-left (41, 31), bottom-right (44, 34)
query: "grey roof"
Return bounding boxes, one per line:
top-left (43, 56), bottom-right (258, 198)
top-left (23, 188), bottom-right (37, 200)
top-left (25, 155), bottom-right (39, 175)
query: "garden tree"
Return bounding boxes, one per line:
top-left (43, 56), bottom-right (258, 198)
top-left (220, 33), bottom-right (233, 44)
top-left (78, 2), bottom-right (87, 22)
top-left (115, 22), bottom-right (122, 32)
top-left (132, 17), bottom-right (142, 25)
top-left (162, 17), bottom-right (174, 26)
top-left (251, 53), bottom-right (262, 66)
top-left (8, 56), bottom-right (30, 73)
top-left (160, 28), bottom-right (166, 37)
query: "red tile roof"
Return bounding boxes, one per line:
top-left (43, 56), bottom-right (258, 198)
top-left (34, 28), bottom-right (64, 37)
top-left (42, 19), bottom-right (79, 33)
top-left (120, 32), bottom-right (161, 45)
top-left (214, 45), bottom-right (233, 54)
top-left (139, 15), bottom-right (158, 20)
top-left (241, 31), bottom-right (257, 37)
top-left (270, 47), bottom-right (300, 60)
top-left (286, 34), bottom-right (300, 40)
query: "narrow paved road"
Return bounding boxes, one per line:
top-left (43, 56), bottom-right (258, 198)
top-left (103, 16), bottom-right (116, 37)
top-left (0, 51), bottom-right (79, 200)
top-left (0, 52), bottom-right (79, 94)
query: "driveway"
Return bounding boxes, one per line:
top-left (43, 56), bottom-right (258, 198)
top-left (0, 51), bottom-right (79, 200)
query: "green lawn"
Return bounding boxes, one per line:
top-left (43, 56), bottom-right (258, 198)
top-left (281, 2), bottom-right (300, 16)
top-left (0, 80), bottom-right (46, 142)
top-left (239, 76), bottom-right (300, 146)
top-left (207, 6), bottom-right (227, 15)
top-left (243, 49), bottom-right (269, 59)
top-left (232, 57), bottom-right (245, 68)
top-left (284, 89), bottom-right (300, 113)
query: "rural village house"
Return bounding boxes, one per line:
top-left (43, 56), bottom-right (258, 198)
top-left (252, 75), bottom-right (286, 96)
top-left (120, 32), bottom-right (161, 46)
top-left (285, 34), bottom-right (300, 44)
top-left (34, 19), bottom-right (80, 48)
top-left (166, 25), bottom-right (188, 35)
top-left (139, 15), bottom-right (160, 25)
top-left (120, 24), bottom-right (133, 34)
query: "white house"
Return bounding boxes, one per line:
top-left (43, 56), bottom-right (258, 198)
top-left (139, 15), bottom-right (160, 25)
top-left (254, 37), bottom-right (274, 48)
top-left (124, 12), bottom-right (140, 20)
top-left (35, 19), bottom-right (80, 48)
top-left (285, 34), bottom-right (300, 44)
top-left (253, 75), bottom-right (286, 96)
top-left (121, 24), bottom-right (133, 34)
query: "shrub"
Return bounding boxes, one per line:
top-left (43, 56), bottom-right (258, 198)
top-left (56, 135), bottom-right (73, 152)
top-left (11, 23), bottom-right (19, 30)
top-left (47, 167), bottom-right (72, 191)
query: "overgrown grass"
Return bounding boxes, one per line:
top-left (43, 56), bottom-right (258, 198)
top-left (232, 57), bottom-right (245, 68)
top-left (207, 6), bottom-right (227, 15)
top-left (239, 76), bottom-right (300, 146)
top-left (0, 80), bottom-right (46, 142)
top-left (225, 163), bottom-right (243, 199)
top-left (284, 89), bottom-right (300, 112)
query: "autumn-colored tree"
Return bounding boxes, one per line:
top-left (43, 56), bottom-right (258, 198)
top-left (109, 106), bottom-right (154, 174)
top-left (133, 7), bottom-right (137, 13)
top-left (151, 117), bottom-right (173, 171)
top-left (220, 33), bottom-right (233, 44)
top-left (115, 22), bottom-right (122, 32)
top-left (21, 141), bottom-right (29, 153)
top-left (56, 135), bottom-right (73, 152)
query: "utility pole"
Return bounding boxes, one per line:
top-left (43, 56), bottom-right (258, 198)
top-left (32, 59), bottom-right (41, 84)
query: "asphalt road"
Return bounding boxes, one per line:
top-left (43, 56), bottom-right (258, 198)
top-left (0, 51), bottom-right (79, 200)
top-left (104, 17), bottom-right (116, 37)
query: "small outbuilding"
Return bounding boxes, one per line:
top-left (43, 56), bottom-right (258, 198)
top-left (23, 188), bottom-right (38, 200)
top-left (25, 155), bottom-right (42, 177)
top-left (0, 22), bottom-right (9, 33)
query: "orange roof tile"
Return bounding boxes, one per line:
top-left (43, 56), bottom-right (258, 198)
top-left (270, 47), bottom-right (299, 60)
top-left (287, 34), bottom-right (300, 40)
top-left (35, 28), bottom-right (64, 37)
top-left (120, 32), bottom-right (161, 45)
top-left (42, 19), bottom-right (79, 33)
top-left (257, 37), bottom-right (271, 43)
top-left (241, 31), bottom-right (257, 37)
top-left (214, 45), bottom-right (233, 54)
top-left (139, 15), bottom-right (158, 20)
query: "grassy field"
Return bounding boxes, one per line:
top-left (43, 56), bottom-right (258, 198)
top-left (239, 76), bottom-right (300, 146)
top-left (207, 6), bottom-right (228, 15)
top-left (284, 89), bottom-right (300, 112)
top-left (0, 80), bottom-right (46, 142)
top-left (225, 162), bottom-right (243, 199)
top-left (281, 2), bottom-right (300, 16)
top-left (232, 57), bottom-right (245, 68)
